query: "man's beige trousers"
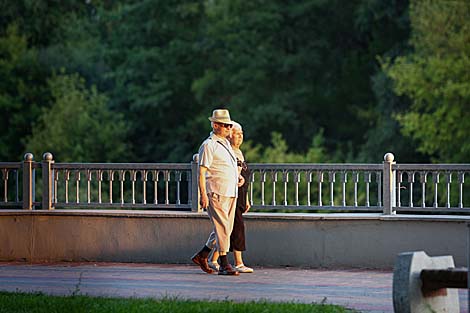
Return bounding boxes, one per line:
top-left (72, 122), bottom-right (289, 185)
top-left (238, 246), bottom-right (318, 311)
top-left (205, 192), bottom-right (237, 253)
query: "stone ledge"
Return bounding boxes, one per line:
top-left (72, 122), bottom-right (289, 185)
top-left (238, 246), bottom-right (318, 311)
top-left (1, 209), bottom-right (469, 222)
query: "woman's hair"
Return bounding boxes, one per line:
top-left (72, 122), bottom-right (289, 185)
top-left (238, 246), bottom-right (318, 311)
top-left (231, 121), bottom-right (242, 131)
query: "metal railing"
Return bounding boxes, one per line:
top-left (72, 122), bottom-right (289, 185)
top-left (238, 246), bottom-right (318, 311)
top-left (394, 164), bottom-right (470, 213)
top-left (0, 162), bottom-right (22, 207)
top-left (0, 152), bottom-right (469, 214)
top-left (247, 163), bottom-right (383, 212)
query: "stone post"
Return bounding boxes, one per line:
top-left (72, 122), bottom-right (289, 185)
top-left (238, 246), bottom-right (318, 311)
top-left (22, 153), bottom-right (34, 210)
top-left (190, 153), bottom-right (201, 212)
top-left (383, 152), bottom-right (396, 215)
top-left (42, 152), bottom-right (54, 210)
top-left (468, 223), bottom-right (470, 313)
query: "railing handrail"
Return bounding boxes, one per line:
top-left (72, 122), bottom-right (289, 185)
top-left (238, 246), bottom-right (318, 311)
top-left (249, 163), bottom-right (383, 171)
top-left (53, 163), bottom-right (191, 170)
top-left (0, 162), bottom-right (22, 169)
top-left (394, 164), bottom-right (470, 171)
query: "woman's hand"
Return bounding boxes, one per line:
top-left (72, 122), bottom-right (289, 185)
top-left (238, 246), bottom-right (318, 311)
top-left (244, 201), bottom-right (251, 213)
top-left (237, 175), bottom-right (245, 187)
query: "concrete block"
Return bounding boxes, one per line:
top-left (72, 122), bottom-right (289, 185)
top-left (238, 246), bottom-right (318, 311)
top-left (393, 251), bottom-right (459, 313)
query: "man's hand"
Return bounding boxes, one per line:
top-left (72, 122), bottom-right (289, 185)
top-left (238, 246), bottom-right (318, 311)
top-left (199, 165), bottom-right (209, 209)
top-left (200, 192), bottom-right (209, 209)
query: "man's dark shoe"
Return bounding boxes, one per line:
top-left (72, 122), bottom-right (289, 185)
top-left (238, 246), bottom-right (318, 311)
top-left (218, 264), bottom-right (239, 276)
top-left (191, 253), bottom-right (214, 274)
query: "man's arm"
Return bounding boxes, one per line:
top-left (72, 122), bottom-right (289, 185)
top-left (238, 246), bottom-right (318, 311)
top-left (199, 165), bottom-right (209, 209)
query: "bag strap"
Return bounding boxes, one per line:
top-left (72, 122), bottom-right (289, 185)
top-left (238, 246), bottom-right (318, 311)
top-left (216, 141), bottom-right (237, 163)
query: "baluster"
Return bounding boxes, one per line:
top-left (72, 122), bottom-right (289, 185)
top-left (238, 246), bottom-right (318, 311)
top-left (271, 171), bottom-right (277, 206)
top-left (352, 171), bottom-right (359, 207)
top-left (119, 170), bottom-right (126, 204)
top-left (142, 170), bottom-right (148, 204)
top-left (340, 171), bottom-right (347, 207)
top-left (2, 169), bottom-right (8, 202)
top-left (376, 171), bottom-right (382, 207)
top-left (98, 170), bottom-right (103, 203)
top-left (260, 171), bottom-right (266, 205)
top-left (432, 172), bottom-right (439, 208)
top-left (75, 170), bottom-right (81, 204)
top-left (130, 170), bottom-right (136, 204)
top-left (397, 171), bottom-right (403, 207)
top-left (328, 171), bottom-right (335, 206)
top-left (365, 172), bottom-right (372, 207)
top-left (407, 171), bottom-right (415, 207)
top-left (294, 171), bottom-right (300, 206)
top-left (282, 171), bottom-right (289, 206)
top-left (317, 171), bottom-right (324, 206)
top-left (15, 169), bottom-right (19, 203)
top-left (152, 171), bottom-right (159, 204)
top-left (249, 171), bottom-right (255, 206)
top-left (457, 172), bottom-right (464, 208)
top-left (187, 170), bottom-right (191, 205)
top-left (108, 170), bottom-right (114, 204)
top-left (419, 172), bottom-right (427, 208)
top-left (64, 170), bottom-right (70, 203)
top-left (175, 171), bottom-right (182, 205)
top-left (164, 170), bottom-right (170, 205)
top-left (445, 172), bottom-right (452, 208)
top-left (54, 170), bottom-right (59, 204)
top-left (306, 171), bottom-right (313, 206)
top-left (86, 170), bottom-right (92, 204)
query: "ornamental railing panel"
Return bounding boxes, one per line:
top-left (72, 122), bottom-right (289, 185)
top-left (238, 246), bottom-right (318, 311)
top-left (393, 164), bottom-right (470, 213)
top-left (51, 163), bottom-right (192, 210)
top-left (0, 162), bottom-right (22, 208)
top-left (248, 164), bottom-right (383, 212)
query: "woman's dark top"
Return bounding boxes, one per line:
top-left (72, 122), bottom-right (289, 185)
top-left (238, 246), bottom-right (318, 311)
top-left (230, 159), bottom-right (251, 251)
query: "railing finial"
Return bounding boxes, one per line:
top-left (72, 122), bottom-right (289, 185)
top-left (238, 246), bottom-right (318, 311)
top-left (384, 152), bottom-right (395, 162)
top-left (43, 152), bottom-right (53, 161)
top-left (24, 153), bottom-right (34, 161)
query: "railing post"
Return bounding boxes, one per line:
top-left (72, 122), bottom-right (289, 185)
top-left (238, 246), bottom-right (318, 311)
top-left (383, 152), bottom-right (396, 215)
top-left (22, 153), bottom-right (34, 210)
top-left (42, 152), bottom-right (54, 210)
top-left (191, 153), bottom-right (201, 213)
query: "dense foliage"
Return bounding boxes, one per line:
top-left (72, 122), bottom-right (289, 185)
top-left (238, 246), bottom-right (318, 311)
top-left (0, 0), bottom-right (467, 164)
top-left (383, 0), bottom-right (470, 162)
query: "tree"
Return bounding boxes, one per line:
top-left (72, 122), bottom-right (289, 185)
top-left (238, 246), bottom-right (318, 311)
top-left (193, 0), bottom-right (414, 161)
top-left (26, 73), bottom-right (129, 162)
top-left (383, 0), bottom-right (470, 162)
top-left (0, 25), bottom-right (44, 160)
top-left (100, 0), bottom-right (208, 162)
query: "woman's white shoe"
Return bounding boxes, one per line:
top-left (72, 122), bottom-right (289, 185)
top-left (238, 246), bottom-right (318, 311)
top-left (235, 264), bottom-right (253, 273)
top-left (208, 261), bottom-right (220, 272)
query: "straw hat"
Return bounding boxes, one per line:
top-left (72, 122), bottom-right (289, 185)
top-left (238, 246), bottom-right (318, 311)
top-left (208, 109), bottom-right (233, 124)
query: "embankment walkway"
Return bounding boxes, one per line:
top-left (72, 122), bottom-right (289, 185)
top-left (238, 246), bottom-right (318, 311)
top-left (0, 262), bottom-right (467, 313)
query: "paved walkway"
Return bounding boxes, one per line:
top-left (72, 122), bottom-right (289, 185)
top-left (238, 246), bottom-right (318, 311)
top-left (0, 262), bottom-right (467, 313)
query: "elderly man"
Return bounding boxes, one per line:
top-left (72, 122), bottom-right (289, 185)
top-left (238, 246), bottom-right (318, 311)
top-left (191, 109), bottom-right (240, 276)
top-left (209, 121), bottom-right (253, 273)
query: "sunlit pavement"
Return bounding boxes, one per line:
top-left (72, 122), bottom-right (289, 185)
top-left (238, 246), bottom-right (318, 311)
top-left (0, 262), bottom-right (467, 313)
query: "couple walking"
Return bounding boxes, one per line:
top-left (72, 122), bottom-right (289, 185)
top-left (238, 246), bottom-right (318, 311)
top-left (191, 109), bottom-right (253, 276)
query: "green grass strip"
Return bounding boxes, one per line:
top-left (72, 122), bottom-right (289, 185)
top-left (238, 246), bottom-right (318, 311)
top-left (0, 291), bottom-right (355, 313)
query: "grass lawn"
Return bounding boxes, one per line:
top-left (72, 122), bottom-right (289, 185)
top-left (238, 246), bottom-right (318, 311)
top-left (0, 291), bottom-right (355, 312)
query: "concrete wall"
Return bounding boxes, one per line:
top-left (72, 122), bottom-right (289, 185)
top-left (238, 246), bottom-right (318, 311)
top-left (0, 210), bottom-right (468, 268)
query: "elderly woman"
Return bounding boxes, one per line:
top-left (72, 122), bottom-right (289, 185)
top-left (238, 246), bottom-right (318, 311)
top-left (209, 121), bottom-right (253, 273)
